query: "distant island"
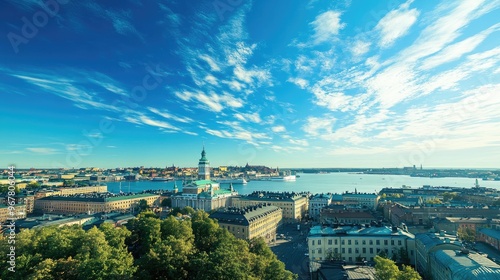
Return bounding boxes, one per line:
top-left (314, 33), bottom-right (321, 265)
top-left (292, 167), bottom-right (500, 180)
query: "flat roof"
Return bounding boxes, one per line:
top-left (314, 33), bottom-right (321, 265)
top-left (433, 250), bottom-right (500, 279)
top-left (210, 205), bottom-right (280, 226)
top-left (38, 193), bottom-right (158, 202)
top-left (308, 225), bottom-right (414, 238)
top-left (480, 228), bottom-right (500, 240)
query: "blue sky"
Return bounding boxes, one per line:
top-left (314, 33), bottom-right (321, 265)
top-left (1, 0), bottom-right (499, 169)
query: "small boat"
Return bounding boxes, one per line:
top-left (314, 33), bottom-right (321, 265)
top-left (151, 177), bottom-right (172, 181)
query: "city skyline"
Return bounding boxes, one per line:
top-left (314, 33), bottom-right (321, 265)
top-left (1, 0), bottom-right (500, 169)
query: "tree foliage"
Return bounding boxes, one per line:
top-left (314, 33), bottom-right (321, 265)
top-left (457, 226), bottom-right (476, 243)
top-left (375, 255), bottom-right (400, 280)
top-left (397, 265), bottom-right (422, 280)
top-left (0, 207), bottom-right (296, 279)
top-left (374, 256), bottom-right (422, 280)
top-left (0, 225), bottom-right (136, 279)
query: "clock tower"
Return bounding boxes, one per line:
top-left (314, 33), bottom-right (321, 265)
top-left (198, 146), bottom-right (210, 180)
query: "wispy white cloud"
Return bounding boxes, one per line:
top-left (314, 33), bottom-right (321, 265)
top-left (202, 121), bottom-right (270, 146)
top-left (174, 90), bottom-right (244, 112)
top-left (234, 112), bottom-right (261, 123)
top-left (272, 125), bottom-right (286, 133)
top-left (148, 107), bottom-right (193, 123)
top-left (303, 116), bottom-right (336, 137)
top-left (10, 72), bottom-right (121, 112)
top-left (375, 0), bottom-right (419, 48)
top-left (26, 148), bottom-right (58, 155)
top-left (351, 40), bottom-right (371, 57)
top-left (287, 77), bottom-right (309, 89)
top-left (289, 139), bottom-right (309, 146)
top-left (311, 11), bottom-right (345, 44)
top-left (400, 0), bottom-right (494, 63)
top-left (420, 23), bottom-right (500, 70)
top-left (199, 54), bottom-right (221, 72)
top-left (137, 115), bottom-right (180, 131)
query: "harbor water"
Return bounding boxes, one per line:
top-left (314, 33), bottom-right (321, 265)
top-left (105, 173), bottom-right (500, 195)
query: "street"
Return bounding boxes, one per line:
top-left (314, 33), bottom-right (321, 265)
top-left (270, 222), bottom-right (311, 280)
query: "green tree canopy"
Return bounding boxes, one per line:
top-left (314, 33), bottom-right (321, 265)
top-left (0, 207), bottom-right (296, 280)
top-left (374, 256), bottom-right (422, 280)
top-left (397, 265), bottom-right (423, 280)
top-left (374, 255), bottom-right (400, 280)
top-left (0, 225), bottom-right (136, 280)
top-left (457, 226), bottom-right (476, 243)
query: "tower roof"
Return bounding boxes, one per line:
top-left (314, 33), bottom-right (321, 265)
top-left (199, 146), bottom-right (209, 163)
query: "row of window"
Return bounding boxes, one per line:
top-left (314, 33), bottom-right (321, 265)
top-left (313, 247), bottom-right (383, 254)
top-left (312, 239), bottom-right (403, 246)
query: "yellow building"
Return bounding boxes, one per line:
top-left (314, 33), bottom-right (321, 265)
top-left (34, 185), bottom-right (108, 199)
top-left (210, 204), bottom-right (282, 243)
top-left (0, 204), bottom-right (27, 222)
top-left (231, 191), bottom-right (308, 222)
top-left (219, 166), bottom-right (228, 172)
top-left (34, 193), bottom-right (159, 214)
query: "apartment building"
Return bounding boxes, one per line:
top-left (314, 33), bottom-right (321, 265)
top-left (0, 204), bottom-right (27, 222)
top-left (478, 228), bottom-right (500, 251)
top-left (309, 193), bottom-right (332, 220)
top-left (34, 185), bottom-right (108, 199)
top-left (307, 225), bottom-right (416, 266)
top-left (34, 193), bottom-right (159, 214)
top-left (430, 250), bottom-right (500, 279)
top-left (232, 191), bottom-right (308, 222)
top-left (415, 232), bottom-right (463, 279)
top-left (210, 204), bottom-right (282, 243)
top-left (342, 192), bottom-right (380, 209)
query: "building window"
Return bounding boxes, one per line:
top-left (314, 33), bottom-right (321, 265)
top-left (398, 240), bottom-right (402, 246)
top-left (318, 249), bottom-right (322, 254)
top-left (362, 248), bottom-right (366, 253)
top-left (312, 240), bottom-right (315, 246)
top-left (342, 240), bottom-right (345, 245)
top-left (369, 240), bottom-right (373, 245)
top-left (318, 240), bottom-right (321, 245)
top-left (348, 240), bottom-right (351, 245)
top-left (342, 248), bottom-right (345, 254)
top-left (362, 240), bottom-right (366, 245)
top-left (334, 248), bottom-right (338, 253)
top-left (391, 240), bottom-right (394, 246)
top-left (355, 248), bottom-right (359, 254)
top-left (335, 239), bottom-right (338, 245)
top-left (348, 248), bottom-right (352, 254)
top-left (312, 250), bottom-right (315, 254)
top-left (370, 248), bottom-right (373, 254)
top-left (328, 239), bottom-right (332, 245)
top-left (355, 240), bottom-right (359, 245)
top-left (376, 240), bottom-right (380, 245)
top-left (384, 240), bottom-right (388, 246)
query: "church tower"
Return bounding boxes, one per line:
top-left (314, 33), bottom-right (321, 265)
top-left (198, 146), bottom-right (210, 180)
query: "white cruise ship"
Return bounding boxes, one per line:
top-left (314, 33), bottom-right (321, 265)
top-left (270, 175), bottom-right (296, 181)
top-left (217, 178), bottom-right (247, 184)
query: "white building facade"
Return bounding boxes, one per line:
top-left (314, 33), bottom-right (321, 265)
top-left (307, 225), bottom-right (416, 267)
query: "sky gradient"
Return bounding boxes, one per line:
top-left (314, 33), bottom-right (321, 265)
top-left (1, 0), bottom-right (499, 169)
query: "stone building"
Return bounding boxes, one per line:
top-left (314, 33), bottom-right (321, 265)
top-left (210, 204), bottom-right (282, 243)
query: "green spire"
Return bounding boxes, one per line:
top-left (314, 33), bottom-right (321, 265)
top-left (199, 146), bottom-right (209, 163)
